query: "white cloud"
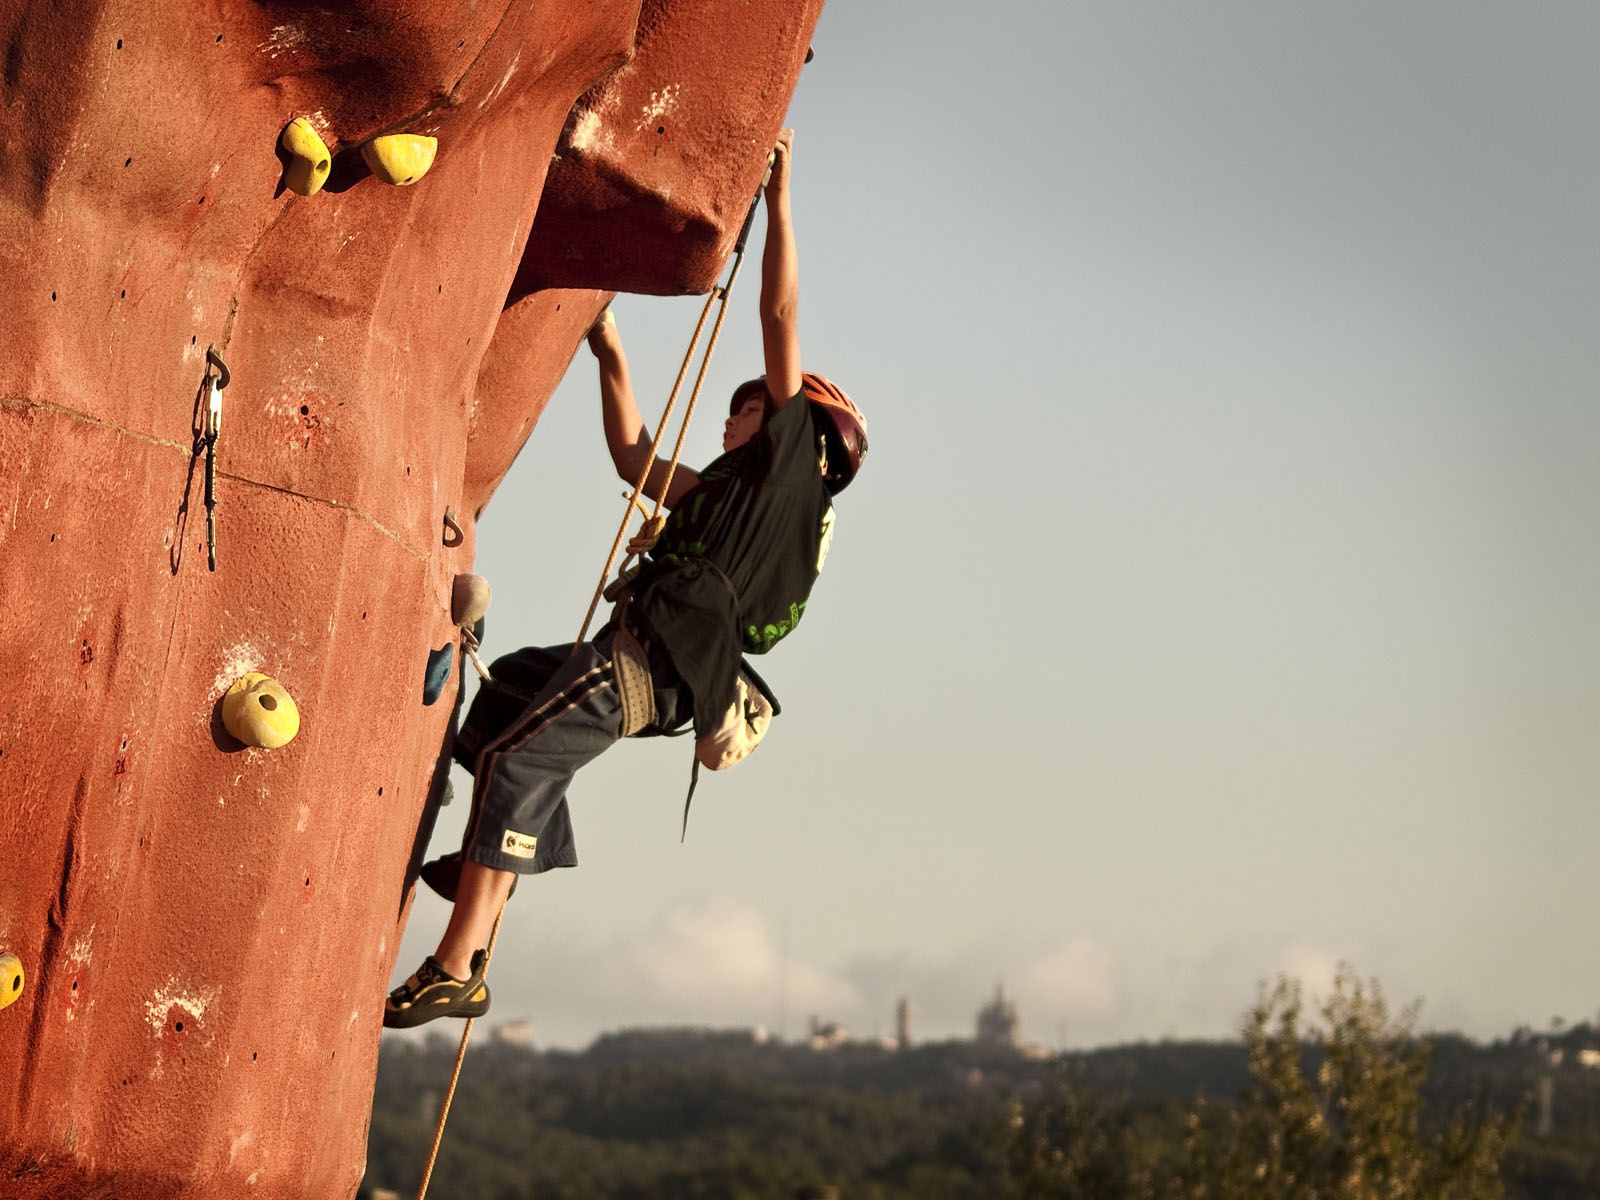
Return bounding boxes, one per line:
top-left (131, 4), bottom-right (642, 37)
top-left (394, 889), bottom-right (1424, 1052)
top-left (628, 895), bottom-right (858, 1016)
top-left (1276, 938), bottom-right (1357, 1005)
top-left (1015, 935), bottom-right (1121, 1028)
top-left (473, 894), bottom-right (859, 1043)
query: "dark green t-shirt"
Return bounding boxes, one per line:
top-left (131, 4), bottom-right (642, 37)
top-left (633, 390), bottom-right (835, 731)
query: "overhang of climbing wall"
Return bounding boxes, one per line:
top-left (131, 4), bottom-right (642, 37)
top-left (0, 0), bottom-right (820, 1192)
top-left (0, 1), bottom-right (654, 1196)
top-left (511, 0), bottom-right (825, 299)
top-left (463, 287), bottom-right (615, 518)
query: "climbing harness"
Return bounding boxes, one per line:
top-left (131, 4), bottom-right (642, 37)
top-left (610, 605), bottom-right (657, 739)
top-left (412, 162), bottom-right (774, 1200)
top-left (199, 347), bottom-right (229, 571)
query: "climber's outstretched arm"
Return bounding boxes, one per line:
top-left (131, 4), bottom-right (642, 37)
top-left (760, 128), bottom-right (802, 410)
top-left (588, 310), bottom-right (700, 507)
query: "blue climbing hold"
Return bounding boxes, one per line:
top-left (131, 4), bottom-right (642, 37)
top-left (423, 644), bottom-right (455, 705)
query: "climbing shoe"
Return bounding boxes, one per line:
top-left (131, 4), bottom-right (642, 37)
top-left (382, 950), bottom-right (490, 1029)
top-left (419, 852), bottom-right (516, 904)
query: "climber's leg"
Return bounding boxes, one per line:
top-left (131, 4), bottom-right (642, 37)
top-left (433, 861), bottom-right (514, 979)
top-left (386, 634), bottom-right (625, 1028)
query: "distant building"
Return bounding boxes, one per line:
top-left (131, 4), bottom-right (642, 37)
top-left (808, 1015), bottom-right (848, 1050)
top-left (590, 1026), bottom-right (770, 1060)
top-left (976, 983), bottom-right (1020, 1049)
top-left (895, 996), bottom-right (911, 1049)
top-left (493, 1019), bottom-right (534, 1048)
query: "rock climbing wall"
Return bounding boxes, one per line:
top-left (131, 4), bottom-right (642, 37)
top-left (0, 1), bottom-right (821, 1196)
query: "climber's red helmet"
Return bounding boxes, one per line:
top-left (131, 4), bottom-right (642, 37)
top-left (729, 372), bottom-right (868, 494)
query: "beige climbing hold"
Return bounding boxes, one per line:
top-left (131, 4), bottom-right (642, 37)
top-left (451, 574), bottom-right (492, 628)
top-left (0, 952), bottom-right (23, 1012)
top-left (281, 117), bottom-right (332, 197)
top-left (361, 134), bottom-right (437, 186)
top-left (222, 672), bottom-right (301, 749)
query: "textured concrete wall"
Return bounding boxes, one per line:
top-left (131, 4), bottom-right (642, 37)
top-left (0, 1), bottom-right (820, 1195)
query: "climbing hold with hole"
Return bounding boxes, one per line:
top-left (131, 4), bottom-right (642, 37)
top-left (280, 118), bottom-right (332, 196)
top-left (361, 134), bottom-right (437, 186)
top-left (222, 673), bottom-right (300, 748)
top-left (0, 953), bottom-right (23, 1011)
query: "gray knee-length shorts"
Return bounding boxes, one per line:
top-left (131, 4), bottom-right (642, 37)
top-left (453, 626), bottom-right (690, 875)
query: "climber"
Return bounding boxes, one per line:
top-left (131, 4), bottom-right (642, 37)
top-left (384, 129), bottom-right (868, 1027)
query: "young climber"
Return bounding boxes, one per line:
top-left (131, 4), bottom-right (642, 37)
top-left (385, 129), bottom-right (868, 1028)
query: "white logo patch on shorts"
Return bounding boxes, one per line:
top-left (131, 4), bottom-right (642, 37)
top-left (501, 830), bottom-right (538, 859)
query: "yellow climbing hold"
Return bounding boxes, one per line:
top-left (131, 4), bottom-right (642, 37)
top-left (222, 672), bottom-right (301, 749)
top-left (0, 953), bottom-right (23, 1012)
top-left (280, 117), bottom-right (332, 196)
top-left (361, 134), bottom-right (437, 186)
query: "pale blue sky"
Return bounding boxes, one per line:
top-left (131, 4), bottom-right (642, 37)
top-left (396, 2), bottom-right (1600, 1048)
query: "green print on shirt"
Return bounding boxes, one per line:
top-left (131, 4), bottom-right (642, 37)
top-left (658, 491), bottom-right (710, 558)
top-left (747, 600), bottom-right (807, 652)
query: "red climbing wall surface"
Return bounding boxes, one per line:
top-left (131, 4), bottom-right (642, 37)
top-left (0, 1), bottom-right (821, 1196)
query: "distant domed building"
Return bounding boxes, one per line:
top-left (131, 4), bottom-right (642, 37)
top-left (976, 983), bottom-right (1020, 1048)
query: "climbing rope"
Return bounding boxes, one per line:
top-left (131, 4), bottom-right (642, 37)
top-left (412, 162), bottom-right (772, 1200)
top-left (414, 906), bottom-right (504, 1200)
top-left (573, 157), bottom-right (773, 647)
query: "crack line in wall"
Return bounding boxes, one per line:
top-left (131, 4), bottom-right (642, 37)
top-left (2, 395), bottom-right (429, 562)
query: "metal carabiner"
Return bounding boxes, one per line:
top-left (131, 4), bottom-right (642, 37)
top-left (201, 347), bottom-right (230, 571)
top-left (204, 347), bottom-right (228, 436)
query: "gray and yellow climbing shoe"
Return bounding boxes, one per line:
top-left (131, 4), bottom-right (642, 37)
top-left (383, 950), bottom-right (490, 1029)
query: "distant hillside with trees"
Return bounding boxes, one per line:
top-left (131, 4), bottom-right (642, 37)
top-left (363, 973), bottom-right (1600, 1199)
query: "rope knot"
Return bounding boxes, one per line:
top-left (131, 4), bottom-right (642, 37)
top-left (625, 513), bottom-right (666, 558)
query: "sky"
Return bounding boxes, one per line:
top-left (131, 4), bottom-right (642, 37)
top-left (393, 1), bottom-right (1600, 1051)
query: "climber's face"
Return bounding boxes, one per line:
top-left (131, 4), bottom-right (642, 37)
top-left (723, 394), bottom-right (766, 452)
